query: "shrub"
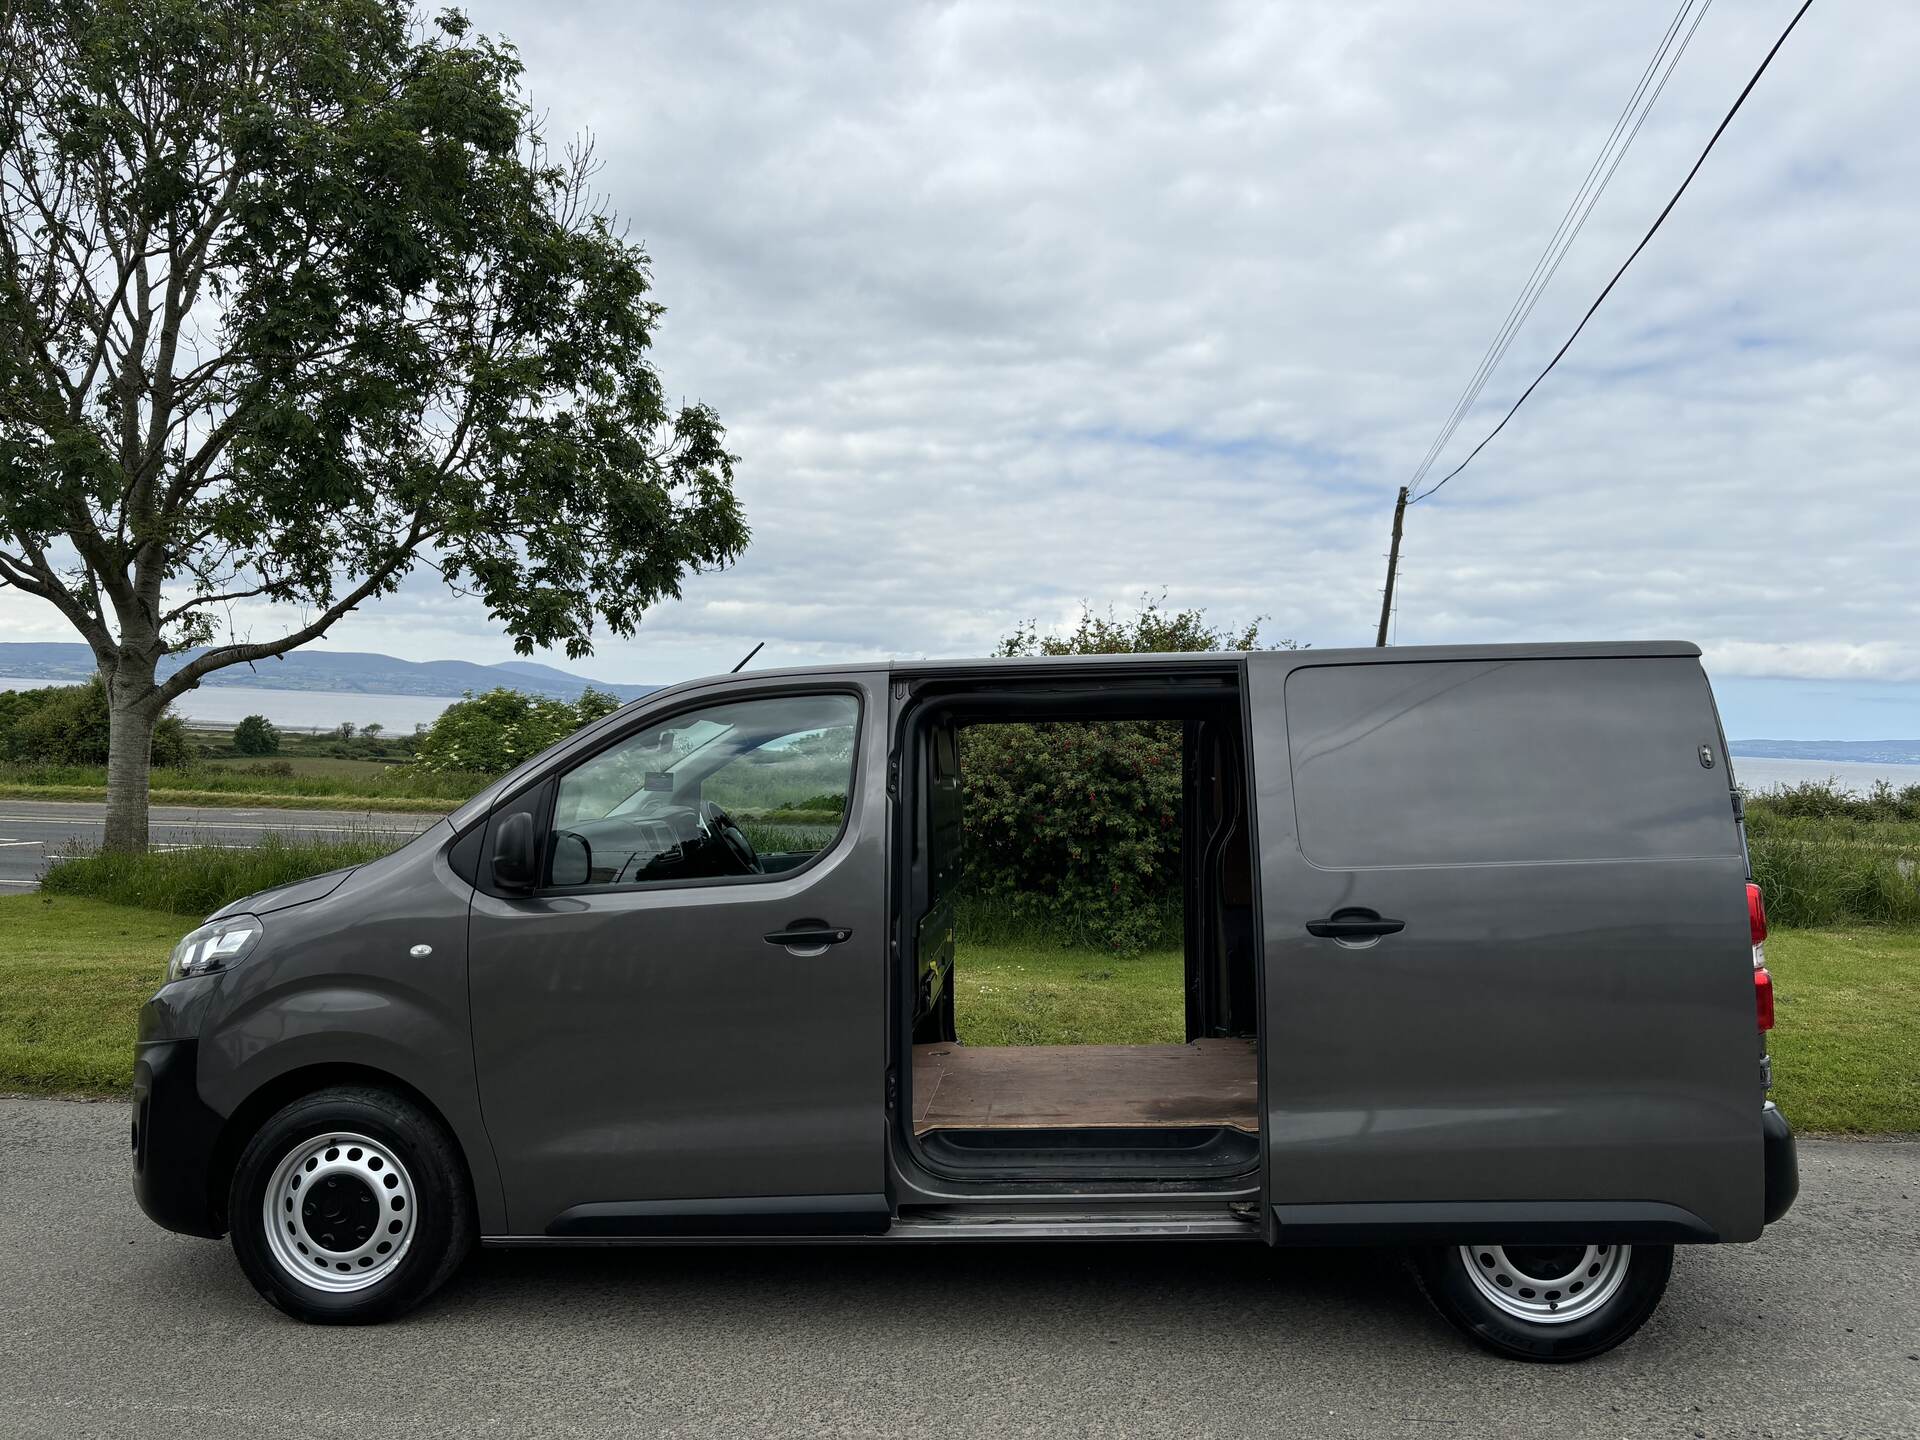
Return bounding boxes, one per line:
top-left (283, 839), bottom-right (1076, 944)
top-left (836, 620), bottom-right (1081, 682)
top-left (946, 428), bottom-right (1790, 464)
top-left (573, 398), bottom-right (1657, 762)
top-left (415, 686), bottom-right (623, 775)
top-left (959, 598), bottom-right (1297, 952)
top-left (0, 679), bottom-right (192, 768)
top-left (232, 713), bottom-right (281, 755)
top-left (964, 718), bottom-right (1183, 953)
top-left (41, 833), bottom-right (405, 915)
top-left (1742, 782), bottom-right (1920, 929)
top-left (1745, 778), bottom-right (1920, 825)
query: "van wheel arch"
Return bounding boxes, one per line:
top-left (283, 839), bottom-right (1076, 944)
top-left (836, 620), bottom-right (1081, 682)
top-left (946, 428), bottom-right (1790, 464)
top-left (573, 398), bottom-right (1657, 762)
top-left (210, 1064), bottom-right (476, 1234)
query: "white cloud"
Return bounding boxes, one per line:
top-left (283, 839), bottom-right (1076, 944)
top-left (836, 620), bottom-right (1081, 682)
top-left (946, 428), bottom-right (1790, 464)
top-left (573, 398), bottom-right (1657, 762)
top-left (5, 0), bottom-right (1917, 712)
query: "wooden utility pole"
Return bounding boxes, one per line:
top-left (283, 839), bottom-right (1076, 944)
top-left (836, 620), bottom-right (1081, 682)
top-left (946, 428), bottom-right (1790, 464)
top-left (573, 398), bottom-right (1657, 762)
top-left (1374, 486), bottom-right (1409, 647)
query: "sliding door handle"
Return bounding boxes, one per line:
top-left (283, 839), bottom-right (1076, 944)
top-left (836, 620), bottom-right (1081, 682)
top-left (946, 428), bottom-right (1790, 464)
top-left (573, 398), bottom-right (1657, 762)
top-left (1306, 908), bottom-right (1405, 940)
top-left (764, 922), bottom-right (853, 949)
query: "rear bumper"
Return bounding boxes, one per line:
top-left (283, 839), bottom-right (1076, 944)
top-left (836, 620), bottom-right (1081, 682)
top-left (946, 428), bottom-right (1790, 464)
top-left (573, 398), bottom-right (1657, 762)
top-left (1762, 1101), bottom-right (1798, 1226)
top-left (131, 1039), bottom-right (225, 1239)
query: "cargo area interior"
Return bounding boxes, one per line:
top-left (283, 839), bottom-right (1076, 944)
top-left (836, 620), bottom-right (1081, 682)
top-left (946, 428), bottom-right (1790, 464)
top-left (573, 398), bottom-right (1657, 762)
top-left (899, 669), bottom-right (1261, 1179)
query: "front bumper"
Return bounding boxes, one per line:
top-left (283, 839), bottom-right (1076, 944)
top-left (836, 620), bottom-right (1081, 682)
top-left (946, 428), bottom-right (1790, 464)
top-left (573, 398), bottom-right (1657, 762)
top-left (1762, 1101), bottom-right (1798, 1225)
top-left (131, 1039), bottom-right (226, 1239)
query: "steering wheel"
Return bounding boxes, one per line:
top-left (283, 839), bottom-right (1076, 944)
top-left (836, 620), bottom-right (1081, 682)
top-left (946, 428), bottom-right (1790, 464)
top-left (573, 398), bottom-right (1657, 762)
top-left (699, 800), bottom-right (761, 875)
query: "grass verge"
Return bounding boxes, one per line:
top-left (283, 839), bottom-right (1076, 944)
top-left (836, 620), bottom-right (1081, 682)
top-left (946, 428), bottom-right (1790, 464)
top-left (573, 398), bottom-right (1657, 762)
top-left (6, 890), bottom-right (1913, 1134)
top-left (1, 896), bottom-right (178, 1095)
top-left (1766, 927), bottom-right (1920, 1133)
top-left (40, 833), bottom-right (405, 915)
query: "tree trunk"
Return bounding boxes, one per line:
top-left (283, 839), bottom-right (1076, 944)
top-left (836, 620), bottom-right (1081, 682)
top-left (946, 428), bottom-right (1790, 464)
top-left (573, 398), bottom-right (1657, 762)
top-left (103, 661), bottom-right (159, 853)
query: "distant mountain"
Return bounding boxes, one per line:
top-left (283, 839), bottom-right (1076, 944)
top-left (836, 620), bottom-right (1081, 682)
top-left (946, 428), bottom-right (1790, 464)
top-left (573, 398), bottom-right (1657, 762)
top-left (0, 642), bottom-right (656, 703)
top-left (1730, 738), bottom-right (1920, 766)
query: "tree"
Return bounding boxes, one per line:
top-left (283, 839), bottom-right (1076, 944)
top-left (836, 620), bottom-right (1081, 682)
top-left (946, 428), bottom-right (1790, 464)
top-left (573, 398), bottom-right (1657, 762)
top-left (0, 1), bottom-right (747, 849)
top-left (231, 713), bottom-right (279, 755)
top-left (415, 685), bottom-right (620, 776)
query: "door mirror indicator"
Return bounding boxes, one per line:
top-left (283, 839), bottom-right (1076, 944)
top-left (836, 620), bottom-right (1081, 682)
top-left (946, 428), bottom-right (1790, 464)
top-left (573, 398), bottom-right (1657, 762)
top-left (492, 810), bottom-right (539, 891)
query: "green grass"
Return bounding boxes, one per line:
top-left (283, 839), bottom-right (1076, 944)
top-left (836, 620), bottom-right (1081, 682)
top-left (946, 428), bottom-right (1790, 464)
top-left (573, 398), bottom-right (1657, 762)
top-left (0, 759), bottom-right (478, 811)
top-left (6, 881), bottom-right (1913, 1134)
top-left (0, 895), bottom-right (180, 1095)
top-left (954, 938), bottom-right (1184, 1045)
top-left (40, 833), bottom-right (404, 916)
top-left (1767, 927), bottom-right (1920, 1133)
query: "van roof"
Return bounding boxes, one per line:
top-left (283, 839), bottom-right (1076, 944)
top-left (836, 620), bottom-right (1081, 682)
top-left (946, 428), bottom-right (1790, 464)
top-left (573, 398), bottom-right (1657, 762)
top-left (702, 639), bottom-right (1704, 687)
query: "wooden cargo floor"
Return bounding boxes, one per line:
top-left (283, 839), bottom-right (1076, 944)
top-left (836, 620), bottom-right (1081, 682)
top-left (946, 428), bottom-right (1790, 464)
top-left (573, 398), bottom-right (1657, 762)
top-left (911, 1039), bottom-right (1258, 1134)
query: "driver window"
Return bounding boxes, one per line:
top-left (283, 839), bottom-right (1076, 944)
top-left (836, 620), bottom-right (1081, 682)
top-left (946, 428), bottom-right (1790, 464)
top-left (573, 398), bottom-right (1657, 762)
top-left (547, 693), bottom-right (859, 889)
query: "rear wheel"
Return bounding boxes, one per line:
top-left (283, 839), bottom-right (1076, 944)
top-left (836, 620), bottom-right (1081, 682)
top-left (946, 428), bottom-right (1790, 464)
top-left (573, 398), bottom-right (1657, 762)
top-left (229, 1087), bottom-right (474, 1324)
top-left (1412, 1241), bottom-right (1672, 1362)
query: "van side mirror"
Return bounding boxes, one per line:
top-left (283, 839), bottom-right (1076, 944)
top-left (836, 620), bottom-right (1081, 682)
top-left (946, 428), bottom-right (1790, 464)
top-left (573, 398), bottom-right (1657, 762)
top-left (492, 811), bottom-right (539, 891)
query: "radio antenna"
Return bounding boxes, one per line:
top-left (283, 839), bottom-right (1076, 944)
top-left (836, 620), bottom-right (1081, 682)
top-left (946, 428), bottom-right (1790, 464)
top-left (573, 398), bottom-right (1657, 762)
top-left (730, 641), bottom-right (765, 674)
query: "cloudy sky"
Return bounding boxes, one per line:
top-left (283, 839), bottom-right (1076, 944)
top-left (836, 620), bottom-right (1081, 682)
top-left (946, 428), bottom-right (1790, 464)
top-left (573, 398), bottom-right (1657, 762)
top-left (6, 0), bottom-right (1915, 739)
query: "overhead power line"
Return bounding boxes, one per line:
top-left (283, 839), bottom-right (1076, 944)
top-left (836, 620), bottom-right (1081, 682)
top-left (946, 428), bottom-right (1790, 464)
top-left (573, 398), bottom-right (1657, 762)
top-left (1410, 0), bottom-right (1816, 505)
top-left (1403, 0), bottom-right (1710, 498)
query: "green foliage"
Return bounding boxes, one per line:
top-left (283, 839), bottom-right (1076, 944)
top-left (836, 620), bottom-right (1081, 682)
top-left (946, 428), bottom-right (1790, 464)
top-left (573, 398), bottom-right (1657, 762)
top-left (0, 681), bottom-right (191, 768)
top-left (1746, 778), bottom-right (1920, 824)
top-left (231, 714), bottom-right (281, 755)
top-left (1742, 781), bottom-right (1920, 929)
top-left (1, 0), bottom-right (747, 845)
top-left (40, 834), bottom-right (404, 916)
top-left (964, 718), bottom-right (1183, 954)
top-left (995, 594), bottom-right (1276, 659)
top-left (415, 686), bottom-right (622, 775)
top-left (961, 598), bottom-right (1294, 953)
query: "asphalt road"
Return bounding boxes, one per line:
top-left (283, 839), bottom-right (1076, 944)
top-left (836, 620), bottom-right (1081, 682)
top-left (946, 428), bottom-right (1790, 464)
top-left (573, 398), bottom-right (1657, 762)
top-left (0, 799), bottom-right (442, 890)
top-left (0, 1101), bottom-right (1914, 1438)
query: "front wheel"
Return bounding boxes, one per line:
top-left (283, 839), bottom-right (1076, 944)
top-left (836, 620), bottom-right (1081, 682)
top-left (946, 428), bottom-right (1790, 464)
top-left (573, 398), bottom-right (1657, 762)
top-left (228, 1087), bottom-right (475, 1324)
top-left (1411, 1241), bottom-right (1672, 1362)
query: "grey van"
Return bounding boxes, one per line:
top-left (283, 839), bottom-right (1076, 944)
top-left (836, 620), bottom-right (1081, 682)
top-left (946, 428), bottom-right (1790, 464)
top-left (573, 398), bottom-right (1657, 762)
top-left (132, 641), bottom-right (1797, 1361)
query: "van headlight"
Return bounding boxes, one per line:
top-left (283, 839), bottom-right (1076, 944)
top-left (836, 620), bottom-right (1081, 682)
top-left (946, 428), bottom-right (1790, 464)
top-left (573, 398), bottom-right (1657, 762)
top-left (167, 914), bottom-right (264, 982)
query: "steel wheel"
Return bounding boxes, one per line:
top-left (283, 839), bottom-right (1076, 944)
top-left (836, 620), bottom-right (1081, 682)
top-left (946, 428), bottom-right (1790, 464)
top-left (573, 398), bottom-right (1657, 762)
top-left (1458, 1243), bottom-right (1633, 1324)
top-left (261, 1131), bottom-right (417, 1292)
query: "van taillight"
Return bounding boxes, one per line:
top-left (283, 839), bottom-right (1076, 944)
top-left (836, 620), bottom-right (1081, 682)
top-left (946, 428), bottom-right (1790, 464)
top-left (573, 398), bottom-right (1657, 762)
top-left (1749, 882), bottom-right (1773, 1031)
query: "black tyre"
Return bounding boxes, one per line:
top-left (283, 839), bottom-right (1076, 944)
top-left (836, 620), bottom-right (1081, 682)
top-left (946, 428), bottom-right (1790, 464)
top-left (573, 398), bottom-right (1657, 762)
top-left (228, 1086), bottom-right (475, 1324)
top-left (1411, 1241), bottom-right (1673, 1362)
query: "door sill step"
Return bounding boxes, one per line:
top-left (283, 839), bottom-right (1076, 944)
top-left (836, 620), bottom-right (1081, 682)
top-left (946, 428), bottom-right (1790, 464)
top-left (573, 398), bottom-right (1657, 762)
top-left (886, 1208), bottom-right (1260, 1241)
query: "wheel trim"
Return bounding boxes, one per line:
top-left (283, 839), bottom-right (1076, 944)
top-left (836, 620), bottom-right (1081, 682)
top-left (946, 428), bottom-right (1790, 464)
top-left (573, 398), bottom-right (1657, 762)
top-left (1459, 1242), bottom-right (1632, 1325)
top-left (262, 1131), bottom-right (417, 1293)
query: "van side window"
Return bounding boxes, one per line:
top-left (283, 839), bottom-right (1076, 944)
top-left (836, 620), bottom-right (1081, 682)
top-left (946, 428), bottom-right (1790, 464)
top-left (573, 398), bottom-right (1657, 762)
top-left (1285, 657), bottom-right (1741, 869)
top-left (547, 693), bottom-right (859, 889)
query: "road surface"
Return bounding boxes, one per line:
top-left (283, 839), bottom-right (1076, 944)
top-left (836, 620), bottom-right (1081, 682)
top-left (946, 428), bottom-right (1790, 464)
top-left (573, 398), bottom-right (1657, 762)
top-left (0, 798), bottom-right (443, 890)
top-left (0, 1099), bottom-right (1914, 1438)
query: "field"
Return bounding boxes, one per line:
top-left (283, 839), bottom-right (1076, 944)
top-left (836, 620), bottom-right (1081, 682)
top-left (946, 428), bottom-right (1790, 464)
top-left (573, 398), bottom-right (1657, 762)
top-left (5, 888), bottom-right (1913, 1134)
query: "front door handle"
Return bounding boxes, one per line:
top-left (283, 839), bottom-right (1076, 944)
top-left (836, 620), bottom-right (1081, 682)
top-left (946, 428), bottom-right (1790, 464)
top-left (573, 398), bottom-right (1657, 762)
top-left (1306, 908), bottom-right (1405, 940)
top-left (764, 921), bottom-right (853, 950)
